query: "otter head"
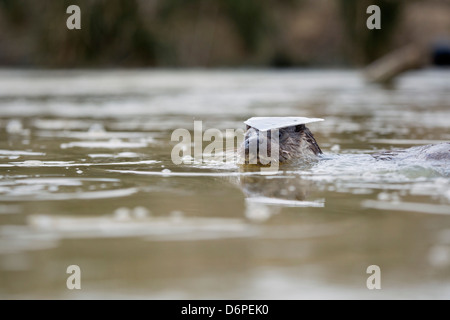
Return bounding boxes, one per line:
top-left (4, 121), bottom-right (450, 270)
top-left (239, 117), bottom-right (323, 165)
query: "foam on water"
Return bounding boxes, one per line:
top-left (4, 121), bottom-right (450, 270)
top-left (60, 139), bottom-right (150, 149)
top-left (246, 197), bottom-right (325, 207)
top-left (0, 187), bottom-right (139, 201)
top-left (88, 152), bottom-right (141, 158)
top-left (0, 160), bottom-right (159, 167)
top-left (0, 150), bottom-right (45, 156)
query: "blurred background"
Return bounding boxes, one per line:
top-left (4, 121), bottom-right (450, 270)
top-left (0, 0), bottom-right (449, 68)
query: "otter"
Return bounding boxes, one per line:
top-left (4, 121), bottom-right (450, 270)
top-left (240, 117), bottom-right (324, 165)
top-left (236, 117), bottom-right (449, 220)
top-left (239, 117), bottom-right (450, 165)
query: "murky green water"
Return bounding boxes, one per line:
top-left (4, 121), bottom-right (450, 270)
top-left (0, 69), bottom-right (449, 299)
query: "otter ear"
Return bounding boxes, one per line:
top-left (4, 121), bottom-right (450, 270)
top-left (295, 124), bottom-right (305, 132)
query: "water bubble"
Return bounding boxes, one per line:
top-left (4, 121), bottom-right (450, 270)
top-left (76, 169), bottom-right (83, 174)
top-left (133, 206), bottom-right (150, 219)
top-left (6, 119), bottom-right (24, 134)
top-left (245, 204), bottom-right (271, 222)
top-left (377, 191), bottom-right (400, 202)
top-left (113, 207), bottom-right (131, 221)
top-left (88, 123), bottom-right (105, 133)
top-left (331, 144), bottom-right (340, 152)
top-left (377, 192), bottom-right (390, 201)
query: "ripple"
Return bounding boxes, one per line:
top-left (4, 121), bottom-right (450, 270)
top-left (25, 214), bottom-right (253, 241)
top-left (0, 177), bottom-right (134, 201)
top-left (0, 187), bottom-right (139, 201)
top-left (60, 139), bottom-right (149, 149)
top-left (246, 197), bottom-right (325, 207)
top-left (362, 200), bottom-right (450, 215)
top-left (88, 152), bottom-right (141, 158)
top-left (0, 160), bottom-right (159, 168)
top-left (107, 169), bottom-right (270, 177)
top-left (0, 178), bottom-right (119, 187)
top-left (37, 130), bottom-right (152, 140)
top-left (32, 119), bottom-right (92, 130)
top-left (0, 150), bottom-right (45, 156)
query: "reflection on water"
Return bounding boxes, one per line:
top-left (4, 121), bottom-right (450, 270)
top-left (0, 69), bottom-right (449, 299)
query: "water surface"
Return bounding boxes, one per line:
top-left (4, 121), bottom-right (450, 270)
top-left (0, 69), bottom-right (449, 299)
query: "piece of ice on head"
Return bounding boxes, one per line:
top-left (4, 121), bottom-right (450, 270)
top-left (244, 117), bottom-right (324, 131)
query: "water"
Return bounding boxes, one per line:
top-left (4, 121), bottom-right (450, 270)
top-left (0, 69), bottom-right (449, 299)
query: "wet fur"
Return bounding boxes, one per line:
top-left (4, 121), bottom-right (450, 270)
top-left (241, 124), bottom-right (322, 164)
top-left (278, 125), bottom-right (322, 162)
